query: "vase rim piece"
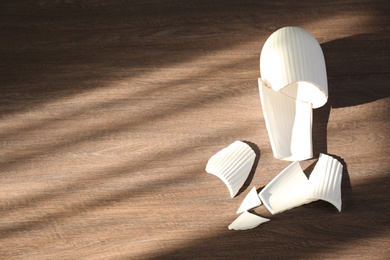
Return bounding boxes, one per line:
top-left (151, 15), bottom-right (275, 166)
top-left (260, 26), bottom-right (328, 109)
top-left (258, 161), bottom-right (314, 214)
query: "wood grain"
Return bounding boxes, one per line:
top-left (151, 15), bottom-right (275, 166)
top-left (0, 1), bottom-right (389, 259)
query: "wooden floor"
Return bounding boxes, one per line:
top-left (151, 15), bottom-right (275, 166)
top-left (1, 1), bottom-right (389, 259)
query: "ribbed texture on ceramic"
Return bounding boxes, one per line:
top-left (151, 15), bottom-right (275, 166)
top-left (308, 153), bottom-right (343, 211)
top-left (258, 154), bottom-right (343, 215)
top-left (260, 26), bottom-right (328, 109)
top-left (228, 211), bottom-right (270, 230)
top-left (205, 141), bottom-right (256, 198)
top-left (259, 79), bottom-right (313, 161)
top-left (259, 161), bottom-right (313, 214)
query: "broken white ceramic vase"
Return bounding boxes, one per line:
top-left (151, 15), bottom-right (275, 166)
top-left (205, 141), bottom-right (256, 198)
top-left (228, 211), bottom-right (270, 230)
top-left (259, 26), bottom-right (328, 161)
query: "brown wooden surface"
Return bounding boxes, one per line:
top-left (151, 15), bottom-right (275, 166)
top-left (1, 1), bottom-right (389, 259)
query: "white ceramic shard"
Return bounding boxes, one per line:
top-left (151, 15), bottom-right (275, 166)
top-left (259, 79), bottom-right (313, 161)
top-left (308, 153), bottom-right (343, 211)
top-left (228, 211), bottom-right (270, 230)
top-left (259, 26), bottom-right (328, 161)
top-left (205, 141), bottom-right (256, 198)
top-left (259, 161), bottom-right (316, 214)
top-left (236, 186), bottom-right (262, 214)
top-left (259, 154), bottom-right (343, 215)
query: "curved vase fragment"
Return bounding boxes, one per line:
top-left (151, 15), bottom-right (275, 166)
top-left (228, 211), bottom-right (270, 230)
top-left (308, 153), bottom-right (343, 211)
top-left (259, 161), bottom-right (314, 214)
top-left (205, 141), bottom-right (256, 198)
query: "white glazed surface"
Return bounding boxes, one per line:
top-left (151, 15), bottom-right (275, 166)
top-left (228, 211), bottom-right (270, 230)
top-left (205, 141), bottom-right (256, 198)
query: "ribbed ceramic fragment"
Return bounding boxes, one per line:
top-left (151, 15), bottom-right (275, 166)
top-left (259, 161), bottom-right (315, 214)
top-left (259, 26), bottom-right (328, 161)
top-left (259, 154), bottom-right (343, 215)
top-left (228, 211), bottom-right (270, 230)
top-left (260, 26), bottom-right (328, 108)
top-left (205, 141), bottom-right (256, 198)
top-left (308, 153), bottom-right (343, 211)
top-left (259, 79), bottom-right (313, 161)
top-left (236, 186), bottom-right (262, 214)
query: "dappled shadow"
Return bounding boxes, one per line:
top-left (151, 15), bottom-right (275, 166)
top-left (3, 1), bottom-right (388, 116)
top-left (0, 1), bottom-right (268, 116)
top-left (0, 55), bottom-right (256, 172)
top-left (0, 0), bottom-right (389, 259)
top-left (0, 116), bottom-right (259, 240)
